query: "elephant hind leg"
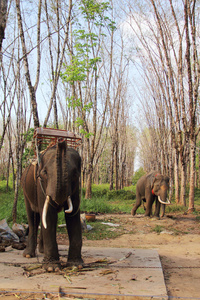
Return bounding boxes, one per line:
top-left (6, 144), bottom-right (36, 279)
top-left (23, 209), bottom-right (40, 258)
top-left (131, 197), bottom-right (142, 216)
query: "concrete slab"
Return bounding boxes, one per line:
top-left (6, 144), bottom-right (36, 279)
top-left (0, 246), bottom-right (167, 299)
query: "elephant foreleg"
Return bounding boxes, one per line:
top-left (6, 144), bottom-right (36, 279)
top-left (160, 204), bottom-right (166, 218)
top-left (65, 188), bottom-right (83, 266)
top-left (41, 205), bottom-right (59, 259)
top-left (144, 197), bottom-right (154, 217)
top-left (65, 209), bottom-right (83, 266)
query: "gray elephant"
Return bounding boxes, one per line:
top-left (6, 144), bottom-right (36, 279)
top-left (131, 171), bottom-right (170, 218)
top-left (21, 140), bottom-right (83, 271)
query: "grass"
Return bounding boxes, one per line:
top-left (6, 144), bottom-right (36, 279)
top-left (82, 219), bottom-right (125, 240)
top-left (152, 225), bottom-right (164, 234)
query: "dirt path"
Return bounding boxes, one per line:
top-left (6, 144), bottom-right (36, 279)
top-left (81, 213), bottom-right (200, 299)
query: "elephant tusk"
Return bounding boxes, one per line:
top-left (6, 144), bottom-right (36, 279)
top-left (65, 196), bottom-right (73, 213)
top-left (158, 196), bottom-right (171, 205)
top-left (42, 195), bottom-right (50, 229)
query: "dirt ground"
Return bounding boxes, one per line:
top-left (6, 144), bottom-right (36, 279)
top-left (56, 212), bottom-right (200, 299)
top-left (81, 212), bottom-right (200, 299)
top-left (1, 212), bottom-right (200, 299)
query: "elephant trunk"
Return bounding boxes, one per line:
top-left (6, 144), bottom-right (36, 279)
top-left (158, 196), bottom-right (171, 205)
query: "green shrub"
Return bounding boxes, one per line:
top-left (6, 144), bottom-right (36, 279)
top-left (80, 196), bottom-right (113, 214)
top-left (0, 186), bottom-right (27, 226)
top-left (132, 167), bottom-right (145, 185)
top-left (107, 189), bottom-right (135, 200)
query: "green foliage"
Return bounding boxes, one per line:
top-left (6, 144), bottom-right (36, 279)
top-left (165, 204), bottom-right (187, 214)
top-left (60, 0), bottom-right (116, 140)
top-left (132, 167), bottom-right (145, 185)
top-left (0, 179), bottom-right (12, 192)
top-left (80, 184), bottom-right (136, 214)
top-left (22, 128), bottom-right (35, 167)
top-left (22, 128), bottom-right (34, 142)
top-left (81, 196), bottom-right (112, 214)
top-left (0, 181), bottom-right (27, 226)
top-left (79, 0), bottom-right (116, 32)
top-left (107, 189), bottom-right (135, 200)
top-left (152, 225), bottom-right (163, 234)
top-left (82, 184), bottom-right (135, 201)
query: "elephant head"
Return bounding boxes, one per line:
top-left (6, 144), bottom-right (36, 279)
top-left (37, 141), bottom-right (74, 229)
top-left (150, 172), bottom-right (171, 206)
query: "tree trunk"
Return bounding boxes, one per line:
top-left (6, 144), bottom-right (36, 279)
top-left (198, 148), bottom-right (200, 188)
top-left (85, 162), bottom-right (92, 199)
top-left (109, 139), bottom-right (115, 190)
top-left (174, 147), bottom-right (180, 204)
top-left (15, 0), bottom-right (40, 128)
top-left (0, 0), bottom-right (8, 52)
top-left (180, 162), bottom-right (186, 206)
top-left (115, 141), bottom-right (119, 191)
top-left (188, 137), bottom-right (196, 212)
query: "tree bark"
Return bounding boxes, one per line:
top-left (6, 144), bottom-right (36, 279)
top-left (0, 0), bottom-right (8, 52)
top-left (15, 0), bottom-right (40, 128)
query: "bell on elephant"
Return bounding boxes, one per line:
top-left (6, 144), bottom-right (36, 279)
top-left (21, 140), bottom-right (83, 272)
top-left (131, 171), bottom-right (171, 218)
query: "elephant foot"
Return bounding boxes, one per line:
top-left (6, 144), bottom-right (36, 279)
top-left (144, 215), bottom-right (151, 219)
top-left (43, 257), bottom-right (61, 272)
top-left (67, 257), bottom-right (83, 267)
top-left (152, 215), bottom-right (160, 220)
top-left (23, 248), bottom-right (36, 258)
top-left (131, 208), bottom-right (136, 216)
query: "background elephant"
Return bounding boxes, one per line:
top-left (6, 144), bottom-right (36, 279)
top-left (21, 140), bottom-right (82, 271)
top-left (131, 171), bottom-right (170, 218)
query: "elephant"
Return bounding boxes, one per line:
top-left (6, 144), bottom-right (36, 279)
top-left (131, 171), bottom-right (171, 218)
top-left (21, 140), bottom-right (83, 271)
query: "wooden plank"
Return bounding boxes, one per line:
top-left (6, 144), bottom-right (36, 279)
top-left (35, 128), bottom-right (81, 140)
